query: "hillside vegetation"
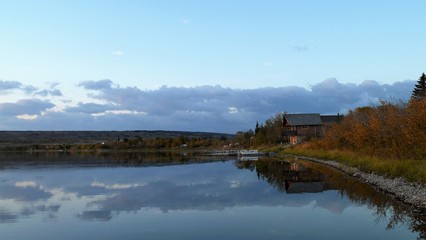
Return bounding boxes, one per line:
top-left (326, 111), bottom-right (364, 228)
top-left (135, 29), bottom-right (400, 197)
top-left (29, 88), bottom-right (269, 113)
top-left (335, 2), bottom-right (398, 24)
top-left (285, 98), bottom-right (426, 183)
top-left (251, 73), bottom-right (426, 183)
top-left (0, 130), bottom-right (233, 152)
top-left (310, 98), bottom-right (426, 160)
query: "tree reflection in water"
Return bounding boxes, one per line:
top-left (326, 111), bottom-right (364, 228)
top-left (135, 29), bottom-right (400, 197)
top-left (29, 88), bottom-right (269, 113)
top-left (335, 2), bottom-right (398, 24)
top-left (0, 152), bottom-right (424, 239)
top-left (236, 158), bottom-right (426, 239)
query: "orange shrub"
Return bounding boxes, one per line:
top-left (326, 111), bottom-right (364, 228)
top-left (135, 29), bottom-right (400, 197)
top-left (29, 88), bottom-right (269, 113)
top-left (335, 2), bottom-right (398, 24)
top-left (318, 99), bottom-right (425, 160)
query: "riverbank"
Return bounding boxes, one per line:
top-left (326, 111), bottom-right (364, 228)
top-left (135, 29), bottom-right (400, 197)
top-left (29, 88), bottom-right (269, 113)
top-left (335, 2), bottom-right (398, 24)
top-left (281, 147), bottom-right (426, 183)
top-left (283, 154), bottom-right (426, 211)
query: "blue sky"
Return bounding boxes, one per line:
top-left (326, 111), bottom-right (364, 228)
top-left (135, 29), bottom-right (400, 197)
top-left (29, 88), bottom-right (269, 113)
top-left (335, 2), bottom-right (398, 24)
top-left (0, 1), bottom-right (424, 132)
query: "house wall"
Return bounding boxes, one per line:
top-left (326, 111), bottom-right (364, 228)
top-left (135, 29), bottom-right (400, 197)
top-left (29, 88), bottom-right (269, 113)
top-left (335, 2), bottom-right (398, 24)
top-left (284, 115), bottom-right (342, 144)
top-left (284, 120), bottom-right (329, 144)
top-left (295, 125), bottom-right (324, 138)
top-left (285, 125), bottom-right (326, 145)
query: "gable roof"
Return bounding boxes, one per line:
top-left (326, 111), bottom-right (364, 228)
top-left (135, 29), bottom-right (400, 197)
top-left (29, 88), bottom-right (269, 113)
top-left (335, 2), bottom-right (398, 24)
top-left (286, 182), bottom-right (325, 194)
top-left (320, 115), bottom-right (343, 124)
top-left (284, 113), bottom-right (322, 126)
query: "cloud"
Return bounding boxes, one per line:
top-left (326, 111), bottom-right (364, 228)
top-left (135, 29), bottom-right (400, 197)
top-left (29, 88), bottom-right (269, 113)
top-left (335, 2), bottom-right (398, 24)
top-left (0, 211), bottom-right (18, 223)
top-left (22, 85), bottom-right (38, 94)
top-left (15, 181), bottom-right (37, 188)
top-left (0, 204), bottom-right (60, 224)
top-left (0, 184), bottom-right (53, 201)
top-left (263, 62), bottom-right (273, 67)
top-left (0, 80), bottom-right (37, 94)
top-left (0, 78), bottom-right (61, 97)
top-left (67, 102), bottom-right (118, 114)
top-left (78, 79), bottom-right (114, 90)
top-left (16, 114), bottom-right (39, 120)
top-left (49, 82), bottom-right (61, 88)
top-left (91, 181), bottom-right (146, 190)
top-left (64, 161), bottom-right (352, 216)
top-left (76, 210), bottom-right (112, 221)
top-left (91, 110), bottom-right (146, 117)
top-left (179, 18), bottom-right (190, 24)
top-left (0, 79), bottom-right (416, 132)
top-left (0, 99), bottom-right (55, 116)
top-left (0, 80), bottom-right (23, 91)
top-left (35, 89), bottom-right (63, 97)
top-left (0, 159), bottom-right (393, 224)
top-left (111, 50), bottom-right (124, 56)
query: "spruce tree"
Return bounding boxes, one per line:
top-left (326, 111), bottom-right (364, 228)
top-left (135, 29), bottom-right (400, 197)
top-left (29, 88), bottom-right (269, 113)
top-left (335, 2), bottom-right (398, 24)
top-left (412, 73), bottom-right (426, 101)
top-left (255, 121), bottom-right (260, 134)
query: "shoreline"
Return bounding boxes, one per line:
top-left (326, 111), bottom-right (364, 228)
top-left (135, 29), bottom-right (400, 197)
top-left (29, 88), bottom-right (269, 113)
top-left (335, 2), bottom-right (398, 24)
top-left (285, 154), bottom-right (426, 211)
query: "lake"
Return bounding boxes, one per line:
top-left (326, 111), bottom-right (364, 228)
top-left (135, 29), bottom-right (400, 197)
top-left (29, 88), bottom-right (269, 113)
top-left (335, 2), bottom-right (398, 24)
top-left (0, 152), bottom-right (424, 240)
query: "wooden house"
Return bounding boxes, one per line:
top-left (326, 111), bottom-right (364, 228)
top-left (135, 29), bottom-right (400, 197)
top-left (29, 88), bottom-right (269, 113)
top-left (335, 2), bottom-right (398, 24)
top-left (283, 113), bottom-right (342, 144)
top-left (320, 114), bottom-right (343, 130)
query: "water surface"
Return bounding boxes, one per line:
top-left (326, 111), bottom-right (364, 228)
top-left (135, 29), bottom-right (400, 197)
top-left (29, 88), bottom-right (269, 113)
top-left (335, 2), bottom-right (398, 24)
top-left (0, 153), bottom-right (424, 239)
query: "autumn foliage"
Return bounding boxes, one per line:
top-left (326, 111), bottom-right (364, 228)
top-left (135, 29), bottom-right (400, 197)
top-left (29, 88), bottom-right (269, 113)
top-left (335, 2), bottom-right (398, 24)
top-left (316, 99), bottom-right (426, 160)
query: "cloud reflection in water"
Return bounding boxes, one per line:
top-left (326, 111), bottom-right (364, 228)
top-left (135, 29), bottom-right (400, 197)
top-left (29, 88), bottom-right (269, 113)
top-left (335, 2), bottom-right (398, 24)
top-left (0, 157), bottom-right (423, 240)
top-left (0, 160), bottom-right (352, 222)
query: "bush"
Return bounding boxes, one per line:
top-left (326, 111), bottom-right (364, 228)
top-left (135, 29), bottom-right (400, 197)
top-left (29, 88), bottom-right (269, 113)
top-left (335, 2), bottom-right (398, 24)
top-left (318, 99), bottom-right (426, 160)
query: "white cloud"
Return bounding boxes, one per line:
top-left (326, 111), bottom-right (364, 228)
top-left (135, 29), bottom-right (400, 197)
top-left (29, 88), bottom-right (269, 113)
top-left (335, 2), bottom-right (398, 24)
top-left (0, 80), bottom-right (23, 91)
top-left (180, 18), bottom-right (190, 24)
top-left (78, 80), bottom-right (114, 90)
top-left (263, 62), bottom-right (273, 67)
top-left (48, 82), bottom-right (60, 89)
top-left (91, 181), bottom-right (146, 190)
top-left (34, 89), bottom-right (63, 97)
top-left (111, 50), bottom-right (124, 56)
top-left (0, 78), bottom-right (416, 132)
top-left (0, 80), bottom-right (37, 94)
top-left (16, 114), bottom-right (38, 120)
top-left (91, 110), bottom-right (147, 117)
top-left (230, 181), bottom-right (241, 188)
top-left (228, 107), bottom-right (238, 114)
top-left (0, 99), bottom-right (55, 116)
top-left (15, 181), bottom-right (37, 188)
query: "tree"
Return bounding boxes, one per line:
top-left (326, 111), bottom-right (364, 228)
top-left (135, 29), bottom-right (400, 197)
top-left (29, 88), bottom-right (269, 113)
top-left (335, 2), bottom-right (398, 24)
top-left (412, 73), bottom-right (426, 101)
top-left (255, 121), bottom-right (260, 134)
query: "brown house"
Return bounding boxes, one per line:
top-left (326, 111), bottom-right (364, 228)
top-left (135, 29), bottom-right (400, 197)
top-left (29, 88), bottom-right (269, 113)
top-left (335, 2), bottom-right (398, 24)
top-left (284, 113), bottom-right (342, 144)
top-left (321, 114), bottom-right (343, 133)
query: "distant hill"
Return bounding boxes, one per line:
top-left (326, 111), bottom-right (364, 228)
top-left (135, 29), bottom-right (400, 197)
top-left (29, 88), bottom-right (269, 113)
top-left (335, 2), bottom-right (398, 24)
top-left (0, 131), bottom-right (234, 146)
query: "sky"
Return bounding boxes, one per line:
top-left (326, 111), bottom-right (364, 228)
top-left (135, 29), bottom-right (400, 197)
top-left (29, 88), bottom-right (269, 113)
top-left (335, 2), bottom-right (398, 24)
top-left (0, 0), bottom-right (424, 133)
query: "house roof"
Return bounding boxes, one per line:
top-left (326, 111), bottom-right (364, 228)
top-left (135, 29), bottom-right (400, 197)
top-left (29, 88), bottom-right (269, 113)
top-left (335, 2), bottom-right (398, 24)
top-left (284, 114), bottom-right (322, 126)
top-left (320, 115), bottom-right (343, 124)
top-left (286, 182), bottom-right (325, 194)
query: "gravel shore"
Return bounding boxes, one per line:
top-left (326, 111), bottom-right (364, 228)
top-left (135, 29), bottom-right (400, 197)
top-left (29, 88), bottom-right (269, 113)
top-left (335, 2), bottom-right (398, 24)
top-left (285, 155), bottom-right (426, 210)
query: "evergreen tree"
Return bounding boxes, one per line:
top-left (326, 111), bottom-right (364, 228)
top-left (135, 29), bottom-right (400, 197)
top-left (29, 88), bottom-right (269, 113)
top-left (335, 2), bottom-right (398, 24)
top-left (412, 73), bottom-right (426, 101)
top-left (255, 121), bottom-right (260, 134)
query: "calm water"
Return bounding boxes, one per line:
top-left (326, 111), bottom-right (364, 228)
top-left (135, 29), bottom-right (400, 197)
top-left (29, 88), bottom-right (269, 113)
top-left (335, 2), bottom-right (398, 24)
top-left (0, 152), bottom-right (424, 240)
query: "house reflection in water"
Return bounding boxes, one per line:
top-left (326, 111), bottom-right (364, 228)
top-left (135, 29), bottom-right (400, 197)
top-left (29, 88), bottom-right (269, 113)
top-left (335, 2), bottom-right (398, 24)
top-left (284, 162), bottom-right (329, 194)
top-left (236, 159), bottom-right (426, 239)
top-left (236, 160), bottom-right (332, 194)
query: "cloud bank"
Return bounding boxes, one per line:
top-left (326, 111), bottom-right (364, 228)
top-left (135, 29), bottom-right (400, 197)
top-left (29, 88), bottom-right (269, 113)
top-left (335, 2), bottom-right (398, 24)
top-left (0, 78), bottom-right (416, 133)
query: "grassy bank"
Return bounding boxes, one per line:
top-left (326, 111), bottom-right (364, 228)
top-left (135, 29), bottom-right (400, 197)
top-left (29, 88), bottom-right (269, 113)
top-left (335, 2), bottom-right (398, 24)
top-left (280, 146), bottom-right (426, 184)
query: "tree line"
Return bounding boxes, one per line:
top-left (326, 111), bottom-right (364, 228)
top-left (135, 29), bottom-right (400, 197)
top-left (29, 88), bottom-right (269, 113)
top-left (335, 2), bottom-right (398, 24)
top-left (236, 72), bottom-right (426, 160)
top-left (298, 73), bottom-right (426, 160)
top-left (0, 136), bottom-right (231, 152)
top-left (235, 112), bottom-right (287, 148)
